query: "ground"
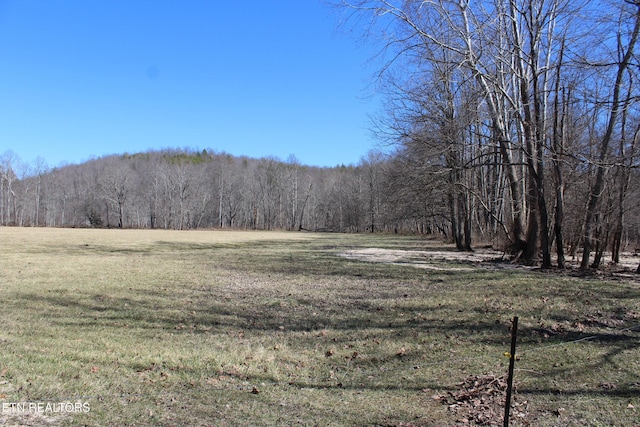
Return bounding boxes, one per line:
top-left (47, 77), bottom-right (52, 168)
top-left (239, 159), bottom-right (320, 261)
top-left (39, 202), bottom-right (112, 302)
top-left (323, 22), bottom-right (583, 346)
top-left (0, 229), bottom-right (638, 426)
top-left (340, 245), bottom-right (640, 280)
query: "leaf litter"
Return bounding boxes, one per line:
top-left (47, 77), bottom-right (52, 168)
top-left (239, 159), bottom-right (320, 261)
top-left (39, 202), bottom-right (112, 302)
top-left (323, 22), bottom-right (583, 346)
top-left (431, 373), bottom-right (529, 426)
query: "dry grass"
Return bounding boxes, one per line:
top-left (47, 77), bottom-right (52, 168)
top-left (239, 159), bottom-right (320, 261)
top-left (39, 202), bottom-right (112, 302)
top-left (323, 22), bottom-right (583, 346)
top-left (0, 228), bottom-right (639, 426)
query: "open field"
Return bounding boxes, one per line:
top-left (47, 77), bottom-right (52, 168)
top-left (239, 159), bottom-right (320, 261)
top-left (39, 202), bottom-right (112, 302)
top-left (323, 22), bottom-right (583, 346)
top-left (0, 228), bottom-right (639, 426)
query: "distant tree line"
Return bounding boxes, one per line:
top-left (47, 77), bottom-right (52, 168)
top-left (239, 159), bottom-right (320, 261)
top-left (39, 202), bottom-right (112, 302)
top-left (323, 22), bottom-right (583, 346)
top-left (2, 142), bottom-right (639, 268)
top-left (0, 148), bottom-right (433, 234)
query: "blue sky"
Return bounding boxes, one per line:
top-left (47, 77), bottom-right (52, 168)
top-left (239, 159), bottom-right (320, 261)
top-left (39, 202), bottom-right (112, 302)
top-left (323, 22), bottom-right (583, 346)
top-left (0, 1), bottom-right (382, 168)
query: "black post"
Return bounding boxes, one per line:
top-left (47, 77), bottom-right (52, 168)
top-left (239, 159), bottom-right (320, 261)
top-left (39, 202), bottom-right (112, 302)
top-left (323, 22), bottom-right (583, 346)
top-left (504, 316), bottom-right (518, 427)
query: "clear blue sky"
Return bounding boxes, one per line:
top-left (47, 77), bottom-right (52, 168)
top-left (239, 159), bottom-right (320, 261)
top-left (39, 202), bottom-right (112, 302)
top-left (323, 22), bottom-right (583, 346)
top-left (0, 0), bottom-right (382, 168)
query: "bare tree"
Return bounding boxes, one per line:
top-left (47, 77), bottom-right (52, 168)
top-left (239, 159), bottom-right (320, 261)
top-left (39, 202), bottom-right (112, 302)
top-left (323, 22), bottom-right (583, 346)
top-left (0, 150), bottom-right (19, 225)
top-left (99, 157), bottom-right (132, 228)
top-left (337, 0), bottom-right (556, 257)
top-left (581, 1), bottom-right (640, 269)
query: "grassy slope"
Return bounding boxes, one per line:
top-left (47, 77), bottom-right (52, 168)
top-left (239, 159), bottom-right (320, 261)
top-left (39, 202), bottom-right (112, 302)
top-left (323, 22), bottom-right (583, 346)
top-left (0, 228), bottom-right (639, 426)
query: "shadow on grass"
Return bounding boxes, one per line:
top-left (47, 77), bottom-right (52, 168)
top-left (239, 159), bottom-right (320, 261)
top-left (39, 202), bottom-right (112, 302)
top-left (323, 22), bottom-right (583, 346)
top-left (10, 289), bottom-right (640, 421)
top-left (8, 234), bottom-right (640, 415)
top-left (14, 284), bottom-right (640, 358)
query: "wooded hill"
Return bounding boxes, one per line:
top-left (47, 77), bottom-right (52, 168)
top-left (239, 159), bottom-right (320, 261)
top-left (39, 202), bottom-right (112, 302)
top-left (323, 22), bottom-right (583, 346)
top-left (1, 144), bottom-right (639, 271)
top-left (0, 148), bottom-right (408, 233)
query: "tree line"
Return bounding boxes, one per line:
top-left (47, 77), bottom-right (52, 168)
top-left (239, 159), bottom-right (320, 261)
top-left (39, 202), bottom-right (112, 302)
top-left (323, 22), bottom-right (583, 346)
top-left (335, 0), bottom-right (640, 269)
top-left (0, 148), bottom-right (422, 234)
top-left (1, 141), bottom-right (639, 268)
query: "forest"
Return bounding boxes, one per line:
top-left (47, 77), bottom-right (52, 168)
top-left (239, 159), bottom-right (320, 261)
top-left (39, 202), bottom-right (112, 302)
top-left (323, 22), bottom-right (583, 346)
top-left (2, 0), bottom-right (640, 271)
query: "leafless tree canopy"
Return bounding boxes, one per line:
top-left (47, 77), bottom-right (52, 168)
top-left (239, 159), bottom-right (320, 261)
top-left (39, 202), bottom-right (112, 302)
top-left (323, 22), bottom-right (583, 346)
top-left (333, 0), bottom-right (640, 268)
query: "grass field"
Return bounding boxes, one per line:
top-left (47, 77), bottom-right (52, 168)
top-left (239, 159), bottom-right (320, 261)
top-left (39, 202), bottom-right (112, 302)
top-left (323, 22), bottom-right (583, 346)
top-left (0, 228), bottom-right (639, 426)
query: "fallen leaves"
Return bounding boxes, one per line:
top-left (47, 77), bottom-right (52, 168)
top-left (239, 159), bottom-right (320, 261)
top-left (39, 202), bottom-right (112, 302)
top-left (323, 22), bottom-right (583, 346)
top-left (432, 373), bottom-right (529, 425)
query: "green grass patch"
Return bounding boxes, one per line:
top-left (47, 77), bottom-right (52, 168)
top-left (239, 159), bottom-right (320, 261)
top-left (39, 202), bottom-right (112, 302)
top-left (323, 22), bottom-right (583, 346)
top-left (0, 228), bottom-right (639, 426)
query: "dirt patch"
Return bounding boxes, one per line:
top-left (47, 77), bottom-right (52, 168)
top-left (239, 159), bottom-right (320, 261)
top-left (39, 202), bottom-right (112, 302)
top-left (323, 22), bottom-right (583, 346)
top-left (339, 247), bottom-right (513, 271)
top-left (339, 247), bottom-right (640, 280)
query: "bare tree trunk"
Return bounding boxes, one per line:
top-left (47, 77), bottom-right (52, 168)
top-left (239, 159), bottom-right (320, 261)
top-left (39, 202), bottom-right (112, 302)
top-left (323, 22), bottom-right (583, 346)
top-left (552, 98), bottom-right (567, 268)
top-left (551, 33), bottom-right (568, 268)
top-left (611, 106), bottom-right (639, 263)
top-left (581, 6), bottom-right (640, 269)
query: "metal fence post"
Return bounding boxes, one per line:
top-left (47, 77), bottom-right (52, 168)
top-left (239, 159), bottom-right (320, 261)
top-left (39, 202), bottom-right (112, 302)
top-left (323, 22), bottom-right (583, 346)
top-left (504, 316), bottom-right (518, 427)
